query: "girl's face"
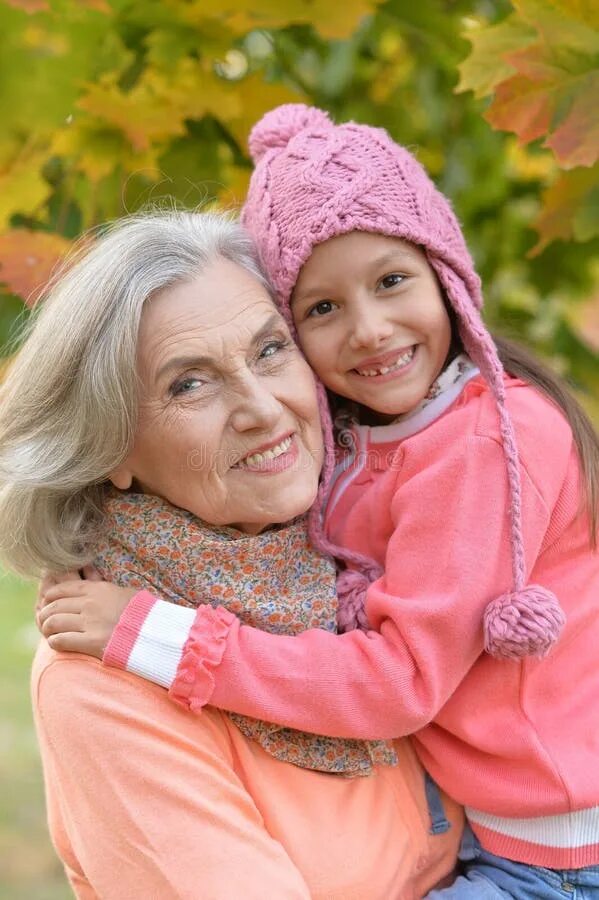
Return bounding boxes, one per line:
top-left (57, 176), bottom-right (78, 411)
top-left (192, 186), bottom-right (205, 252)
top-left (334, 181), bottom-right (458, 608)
top-left (291, 232), bottom-right (452, 420)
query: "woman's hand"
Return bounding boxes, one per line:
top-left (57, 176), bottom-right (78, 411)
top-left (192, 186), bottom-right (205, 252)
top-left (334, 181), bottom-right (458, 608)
top-left (37, 572), bottom-right (137, 659)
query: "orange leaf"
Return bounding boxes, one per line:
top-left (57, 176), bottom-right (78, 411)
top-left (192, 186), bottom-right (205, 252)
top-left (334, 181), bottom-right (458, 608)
top-left (79, 0), bottom-right (111, 11)
top-left (486, 73), bottom-right (556, 143)
top-left (0, 230), bottom-right (72, 305)
top-left (3, 0), bottom-right (49, 11)
top-left (529, 164), bottom-right (599, 255)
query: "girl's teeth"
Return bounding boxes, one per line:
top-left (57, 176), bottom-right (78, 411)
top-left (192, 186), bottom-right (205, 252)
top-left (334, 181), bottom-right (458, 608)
top-left (357, 347), bottom-right (414, 377)
top-left (241, 436), bottom-right (292, 467)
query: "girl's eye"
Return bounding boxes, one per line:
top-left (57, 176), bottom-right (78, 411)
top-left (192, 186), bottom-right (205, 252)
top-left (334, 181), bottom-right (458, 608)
top-left (307, 300), bottom-right (336, 318)
top-left (379, 273), bottom-right (405, 290)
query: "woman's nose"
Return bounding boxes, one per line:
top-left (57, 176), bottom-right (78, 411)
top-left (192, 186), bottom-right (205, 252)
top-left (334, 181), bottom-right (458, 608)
top-left (229, 376), bottom-right (282, 433)
top-left (347, 308), bottom-right (394, 351)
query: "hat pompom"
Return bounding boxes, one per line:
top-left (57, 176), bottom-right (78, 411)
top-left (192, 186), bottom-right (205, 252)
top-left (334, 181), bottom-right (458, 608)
top-left (248, 103), bottom-right (332, 163)
top-left (336, 569), bottom-right (371, 633)
top-left (484, 585), bottom-right (565, 660)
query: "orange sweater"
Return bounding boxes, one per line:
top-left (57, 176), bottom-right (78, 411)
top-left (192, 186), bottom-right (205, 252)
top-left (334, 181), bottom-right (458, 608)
top-left (32, 640), bottom-right (462, 899)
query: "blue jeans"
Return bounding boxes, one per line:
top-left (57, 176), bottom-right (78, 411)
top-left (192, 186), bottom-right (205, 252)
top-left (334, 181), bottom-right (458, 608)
top-left (425, 825), bottom-right (599, 899)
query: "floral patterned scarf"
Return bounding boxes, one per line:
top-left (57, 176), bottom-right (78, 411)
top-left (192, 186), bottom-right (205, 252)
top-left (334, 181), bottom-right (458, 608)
top-left (93, 490), bottom-right (398, 776)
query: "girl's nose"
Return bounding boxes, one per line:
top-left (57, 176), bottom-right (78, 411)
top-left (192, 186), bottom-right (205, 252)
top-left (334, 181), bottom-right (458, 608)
top-left (347, 307), bottom-right (394, 351)
top-left (229, 375), bottom-right (282, 433)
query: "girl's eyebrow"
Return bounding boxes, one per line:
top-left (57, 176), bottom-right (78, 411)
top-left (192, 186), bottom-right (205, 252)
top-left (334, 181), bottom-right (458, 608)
top-left (369, 249), bottom-right (421, 269)
top-left (155, 312), bottom-right (283, 381)
top-left (292, 248), bottom-right (419, 304)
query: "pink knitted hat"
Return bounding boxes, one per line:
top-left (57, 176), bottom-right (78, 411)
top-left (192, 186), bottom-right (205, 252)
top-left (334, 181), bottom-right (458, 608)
top-left (241, 103), bottom-right (565, 659)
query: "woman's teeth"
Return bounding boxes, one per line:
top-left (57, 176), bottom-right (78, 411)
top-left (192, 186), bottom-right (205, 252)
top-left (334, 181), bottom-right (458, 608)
top-left (240, 435), bottom-right (293, 467)
top-left (355, 347), bottom-right (415, 377)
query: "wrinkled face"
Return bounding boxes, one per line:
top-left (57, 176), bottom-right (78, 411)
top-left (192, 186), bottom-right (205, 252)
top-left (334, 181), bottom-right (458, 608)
top-left (111, 258), bottom-right (324, 533)
top-left (292, 232), bottom-right (452, 420)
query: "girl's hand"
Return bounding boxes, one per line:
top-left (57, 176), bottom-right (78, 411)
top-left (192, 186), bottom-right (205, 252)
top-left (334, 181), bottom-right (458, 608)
top-left (37, 576), bottom-right (137, 659)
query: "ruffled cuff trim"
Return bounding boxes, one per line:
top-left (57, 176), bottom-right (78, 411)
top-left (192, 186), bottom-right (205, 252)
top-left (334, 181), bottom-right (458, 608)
top-left (169, 605), bottom-right (236, 712)
top-left (102, 589), bottom-right (157, 670)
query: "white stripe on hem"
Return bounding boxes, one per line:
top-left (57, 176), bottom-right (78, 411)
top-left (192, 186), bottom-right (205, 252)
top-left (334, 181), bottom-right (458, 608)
top-left (466, 804), bottom-right (599, 849)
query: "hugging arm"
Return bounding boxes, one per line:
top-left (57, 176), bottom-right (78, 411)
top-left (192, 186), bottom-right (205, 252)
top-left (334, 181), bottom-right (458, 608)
top-left (100, 432), bottom-right (556, 740)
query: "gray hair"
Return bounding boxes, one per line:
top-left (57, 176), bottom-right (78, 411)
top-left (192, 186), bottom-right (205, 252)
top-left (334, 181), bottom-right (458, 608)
top-left (0, 210), bottom-right (272, 576)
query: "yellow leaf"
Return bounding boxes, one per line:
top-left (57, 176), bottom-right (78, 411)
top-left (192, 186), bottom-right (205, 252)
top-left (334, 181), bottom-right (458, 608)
top-left (551, 0), bottom-right (599, 30)
top-left (513, 0), bottom-right (599, 52)
top-left (51, 119), bottom-right (161, 183)
top-left (153, 59), bottom-right (243, 122)
top-left (0, 141), bottom-right (51, 230)
top-left (172, 0), bottom-right (377, 40)
top-left (224, 73), bottom-right (304, 151)
top-left (78, 75), bottom-right (187, 152)
top-left (457, 15), bottom-right (537, 99)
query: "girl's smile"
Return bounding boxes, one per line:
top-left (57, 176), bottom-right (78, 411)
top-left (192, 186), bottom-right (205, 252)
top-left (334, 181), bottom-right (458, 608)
top-left (351, 344), bottom-right (416, 379)
top-left (291, 231), bottom-right (452, 420)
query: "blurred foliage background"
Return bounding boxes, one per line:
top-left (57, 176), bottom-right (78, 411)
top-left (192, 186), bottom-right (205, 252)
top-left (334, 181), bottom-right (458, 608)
top-left (0, 0), bottom-right (597, 896)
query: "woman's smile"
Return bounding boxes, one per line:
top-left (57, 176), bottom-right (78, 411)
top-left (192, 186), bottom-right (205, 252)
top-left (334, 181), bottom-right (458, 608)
top-left (234, 431), bottom-right (297, 473)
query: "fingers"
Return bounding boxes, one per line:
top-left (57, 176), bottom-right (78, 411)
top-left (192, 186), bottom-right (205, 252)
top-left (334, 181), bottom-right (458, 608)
top-left (38, 569), bottom-right (84, 610)
top-left (40, 612), bottom-right (84, 639)
top-left (37, 597), bottom-right (88, 627)
top-left (47, 631), bottom-right (99, 654)
top-left (40, 580), bottom-right (88, 606)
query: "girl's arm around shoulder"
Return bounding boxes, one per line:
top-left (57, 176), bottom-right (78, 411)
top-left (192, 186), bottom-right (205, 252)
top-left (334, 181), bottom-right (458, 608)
top-left (102, 392), bottom-right (568, 741)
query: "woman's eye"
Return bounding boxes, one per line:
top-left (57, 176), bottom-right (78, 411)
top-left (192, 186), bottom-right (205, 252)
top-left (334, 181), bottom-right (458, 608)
top-left (171, 376), bottom-right (203, 396)
top-left (307, 300), bottom-right (336, 318)
top-left (379, 273), bottom-right (405, 290)
top-left (259, 340), bottom-right (289, 360)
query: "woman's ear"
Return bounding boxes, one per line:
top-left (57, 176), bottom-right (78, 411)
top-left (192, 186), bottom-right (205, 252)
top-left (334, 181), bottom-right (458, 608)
top-left (108, 465), bottom-right (133, 490)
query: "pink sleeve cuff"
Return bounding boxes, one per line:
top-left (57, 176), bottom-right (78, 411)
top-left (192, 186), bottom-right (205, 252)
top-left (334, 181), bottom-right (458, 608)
top-left (170, 605), bottom-right (236, 712)
top-left (102, 590), bottom-right (158, 670)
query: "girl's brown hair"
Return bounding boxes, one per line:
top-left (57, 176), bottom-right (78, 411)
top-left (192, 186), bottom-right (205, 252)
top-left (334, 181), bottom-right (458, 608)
top-left (495, 335), bottom-right (599, 548)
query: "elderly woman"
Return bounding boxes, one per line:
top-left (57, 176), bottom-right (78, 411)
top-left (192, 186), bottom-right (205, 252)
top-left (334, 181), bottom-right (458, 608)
top-left (0, 211), bottom-right (461, 899)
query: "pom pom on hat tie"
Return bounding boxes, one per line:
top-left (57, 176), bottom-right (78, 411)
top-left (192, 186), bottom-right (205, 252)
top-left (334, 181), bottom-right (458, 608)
top-left (248, 103), bottom-right (332, 163)
top-left (484, 585), bottom-right (566, 659)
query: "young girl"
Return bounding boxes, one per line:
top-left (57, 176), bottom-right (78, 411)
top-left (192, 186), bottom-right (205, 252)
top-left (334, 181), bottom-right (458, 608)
top-left (40, 105), bottom-right (599, 897)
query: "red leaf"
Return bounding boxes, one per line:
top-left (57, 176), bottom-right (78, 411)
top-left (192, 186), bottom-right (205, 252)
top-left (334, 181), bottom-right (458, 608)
top-left (545, 71), bottom-right (599, 167)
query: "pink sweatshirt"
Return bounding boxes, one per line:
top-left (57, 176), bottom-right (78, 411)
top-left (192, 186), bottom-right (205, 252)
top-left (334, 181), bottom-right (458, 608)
top-left (105, 373), bottom-right (599, 868)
